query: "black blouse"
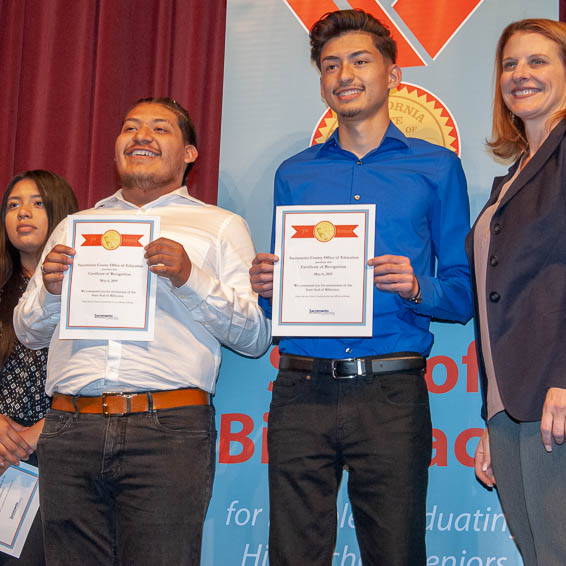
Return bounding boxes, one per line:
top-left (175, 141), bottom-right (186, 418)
top-left (0, 277), bottom-right (49, 427)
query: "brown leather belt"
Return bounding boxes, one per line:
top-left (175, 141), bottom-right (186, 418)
top-left (279, 353), bottom-right (426, 379)
top-left (51, 388), bottom-right (210, 415)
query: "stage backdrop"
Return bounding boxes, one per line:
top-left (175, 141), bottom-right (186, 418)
top-left (0, 0), bottom-right (225, 208)
top-left (208, 1), bottom-right (557, 565)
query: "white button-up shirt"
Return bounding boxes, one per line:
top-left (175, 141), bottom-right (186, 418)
top-left (14, 187), bottom-right (270, 395)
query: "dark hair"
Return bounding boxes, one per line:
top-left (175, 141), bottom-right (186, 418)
top-left (0, 170), bottom-right (78, 366)
top-left (310, 9), bottom-right (397, 69)
top-left (130, 97), bottom-right (198, 184)
top-left (488, 19), bottom-right (566, 160)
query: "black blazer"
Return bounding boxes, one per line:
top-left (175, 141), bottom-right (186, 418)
top-left (466, 120), bottom-right (566, 422)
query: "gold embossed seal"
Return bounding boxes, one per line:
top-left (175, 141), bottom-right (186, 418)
top-left (313, 221), bottom-right (335, 242)
top-left (310, 82), bottom-right (460, 156)
top-left (101, 230), bottom-right (121, 250)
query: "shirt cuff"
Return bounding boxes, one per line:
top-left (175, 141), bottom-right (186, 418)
top-left (40, 285), bottom-right (62, 315)
top-left (170, 262), bottom-right (214, 309)
top-left (404, 275), bottom-right (433, 314)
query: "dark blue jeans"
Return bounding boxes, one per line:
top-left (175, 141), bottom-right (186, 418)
top-left (268, 367), bottom-right (432, 566)
top-left (37, 405), bottom-right (216, 566)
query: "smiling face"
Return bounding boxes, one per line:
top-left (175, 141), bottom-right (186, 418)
top-left (115, 103), bottom-right (197, 198)
top-left (501, 32), bottom-right (566, 132)
top-left (319, 31), bottom-right (401, 124)
top-left (4, 179), bottom-right (49, 259)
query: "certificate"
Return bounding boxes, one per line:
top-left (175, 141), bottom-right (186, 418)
top-left (272, 204), bottom-right (375, 337)
top-left (0, 463), bottom-right (39, 558)
top-left (60, 216), bottom-right (160, 341)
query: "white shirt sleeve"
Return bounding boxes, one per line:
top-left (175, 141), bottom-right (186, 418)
top-left (171, 213), bottom-right (271, 357)
top-left (13, 218), bottom-right (67, 349)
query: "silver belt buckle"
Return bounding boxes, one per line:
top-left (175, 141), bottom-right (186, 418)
top-left (102, 392), bottom-right (136, 416)
top-left (331, 358), bottom-right (363, 379)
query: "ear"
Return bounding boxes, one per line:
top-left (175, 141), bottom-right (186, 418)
top-left (184, 145), bottom-right (198, 164)
top-left (388, 64), bottom-right (402, 90)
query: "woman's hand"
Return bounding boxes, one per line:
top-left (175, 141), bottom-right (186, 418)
top-left (474, 428), bottom-right (495, 487)
top-left (0, 419), bottom-right (44, 476)
top-left (19, 420), bottom-right (44, 453)
top-left (541, 387), bottom-right (566, 452)
top-left (0, 415), bottom-right (33, 469)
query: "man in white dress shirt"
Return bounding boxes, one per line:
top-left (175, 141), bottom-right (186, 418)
top-left (14, 97), bottom-right (270, 565)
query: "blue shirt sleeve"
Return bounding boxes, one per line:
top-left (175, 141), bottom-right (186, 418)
top-left (408, 151), bottom-right (473, 323)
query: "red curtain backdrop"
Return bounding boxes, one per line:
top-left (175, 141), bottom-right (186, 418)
top-left (562, 0), bottom-right (566, 21)
top-left (0, 0), bottom-right (226, 209)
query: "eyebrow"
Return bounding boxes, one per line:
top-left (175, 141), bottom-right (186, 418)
top-left (122, 117), bottom-right (175, 127)
top-left (7, 193), bottom-right (42, 200)
top-left (321, 49), bottom-right (373, 63)
top-left (503, 53), bottom-right (549, 60)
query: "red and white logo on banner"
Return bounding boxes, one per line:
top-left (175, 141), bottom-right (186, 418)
top-left (283, 0), bottom-right (484, 154)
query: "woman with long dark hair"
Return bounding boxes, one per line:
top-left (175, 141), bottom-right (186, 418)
top-left (0, 170), bottom-right (77, 565)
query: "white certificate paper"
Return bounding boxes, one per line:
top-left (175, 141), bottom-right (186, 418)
top-left (0, 463), bottom-right (39, 558)
top-left (60, 216), bottom-right (160, 341)
top-left (272, 204), bottom-right (375, 337)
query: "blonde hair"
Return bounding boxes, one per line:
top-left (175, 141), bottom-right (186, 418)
top-left (488, 19), bottom-right (566, 160)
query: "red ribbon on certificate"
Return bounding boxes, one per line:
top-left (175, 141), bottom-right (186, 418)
top-left (291, 225), bottom-right (358, 239)
top-left (81, 234), bottom-right (143, 247)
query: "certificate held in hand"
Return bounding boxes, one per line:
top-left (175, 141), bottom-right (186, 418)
top-left (60, 215), bottom-right (160, 341)
top-left (272, 204), bottom-right (375, 337)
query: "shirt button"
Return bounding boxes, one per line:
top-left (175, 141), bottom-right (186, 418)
top-left (489, 256), bottom-right (498, 267)
top-left (356, 160), bottom-right (362, 165)
top-left (345, 347), bottom-right (352, 354)
top-left (493, 223), bottom-right (502, 234)
top-left (489, 292), bottom-right (500, 303)
top-left (354, 195), bottom-right (360, 200)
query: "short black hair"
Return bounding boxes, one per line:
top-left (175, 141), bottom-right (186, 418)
top-left (310, 9), bottom-right (397, 69)
top-left (131, 97), bottom-right (198, 183)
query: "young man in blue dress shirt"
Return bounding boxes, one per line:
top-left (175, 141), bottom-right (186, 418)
top-left (250, 10), bottom-right (472, 566)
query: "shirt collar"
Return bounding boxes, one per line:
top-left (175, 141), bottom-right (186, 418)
top-left (94, 185), bottom-right (203, 209)
top-left (319, 121), bottom-right (409, 156)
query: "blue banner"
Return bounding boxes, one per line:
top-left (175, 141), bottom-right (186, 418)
top-left (207, 1), bottom-right (558, 564)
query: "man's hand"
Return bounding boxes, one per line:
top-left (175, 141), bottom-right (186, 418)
top-left (0, 415), bottom-right (33, 469)
top-left (541, 387), bottom-right (566, 452)
top-left (249, 253), bottom-right (279, 298)
top-left (145, 237), bottom-right (191, 288)
top-left (368, 254), bottom-right (419, 299)
top-left (474, 428), bottom-right (495, 488)
top-left (42, 245), bottom-right (76, 295)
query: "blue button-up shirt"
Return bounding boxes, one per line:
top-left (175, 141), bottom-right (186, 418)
top-left (260, 123), bottom-right (472, 359)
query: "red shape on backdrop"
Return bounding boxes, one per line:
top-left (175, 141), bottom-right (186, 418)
top-left (348, 0), bottom-right (426, 67)
top-left (218, 413), bottom-right (255, 464)
top-left (393, 0), bottom-right (483, 59)
top-left (286, 0), bottom-right (426, 67)
top-left (283, 0), bottom-right (341, 31)
top-left (270, 346), bottom-right (280, 370)
top-left (454, 428), bottom-right (484, 467)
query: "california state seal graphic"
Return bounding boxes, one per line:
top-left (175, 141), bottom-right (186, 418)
top-left (310, 82), bottom-right (460, 156)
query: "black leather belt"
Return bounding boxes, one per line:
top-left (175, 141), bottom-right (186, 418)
top-left (279, 353), bottom-right (426, 379)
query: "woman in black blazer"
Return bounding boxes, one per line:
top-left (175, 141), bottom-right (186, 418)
top-left (467, 19), bottom-right (566, 566)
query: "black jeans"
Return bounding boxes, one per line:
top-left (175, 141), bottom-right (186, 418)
top-left (268, 367), bottom-right (432, 566)
top-left (37, 405), bottom-right (216, 566)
